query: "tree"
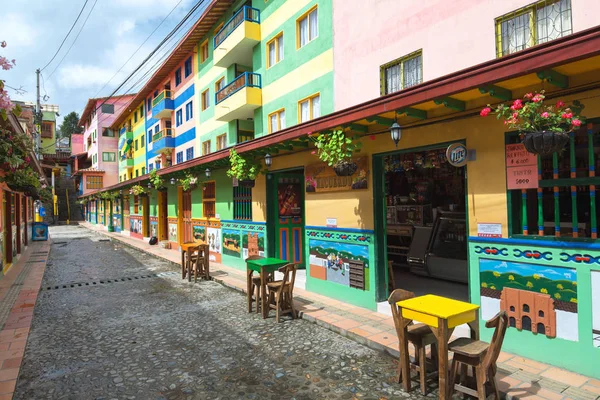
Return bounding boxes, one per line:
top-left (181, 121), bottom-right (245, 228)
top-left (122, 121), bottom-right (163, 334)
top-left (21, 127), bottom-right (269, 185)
top-left (508, 275), bottom-right (515, 281)
top-left (58, 111), bottom-right (83, 144)
top-left (526, 281), bottom-right (533, 288)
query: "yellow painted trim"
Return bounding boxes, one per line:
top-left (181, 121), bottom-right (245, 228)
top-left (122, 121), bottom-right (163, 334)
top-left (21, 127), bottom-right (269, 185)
top-left (216, 133), bottom-right (227, 150)
top-left (379, 49), bottom-right (422, 96)
top-left (202, 139), bottom-right (211, 155)
top-left (266, 31), bottom-right (283, 69)
top-left (295, 5), bottom-right (318, 49)
top-left (267, 108), bottom-right (285, 134)
top-left (200, 40), bottom-right (209, 64)
top-left (201, 89), bottom-right (210, 110)
top-left (260, 0), bottom-right (310, 40)
top-left (402, 309), bottom-right (439, 328)
top-left (447, 310), bottom-right (478, 329)
top-left (297, 92), bottom-right (320, 123)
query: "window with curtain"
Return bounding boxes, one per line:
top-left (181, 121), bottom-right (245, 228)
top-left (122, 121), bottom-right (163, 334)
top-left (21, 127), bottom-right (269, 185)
top-left (267, 32), bottom-right (284, 68)
top-left (186, 147), bottom-right (194, 160)
top-left (299, 94), bottom-right (320, 123)
top-left (297, 7), bottom-right (318, 48)
top-left (176, 151), bottom-right (183, 164)
top-left (215, 77), bottom-right (225, 93)
top-left (268, 109), bottom-right (286, 133)
top-left (217, 134), bottom-right (227, 150)
top-left (380, 51), bottom-right (423, 95)
top-left (496, 0), bottom-right (572, 57)
top-left (202, 140), bottom-right (211, 155)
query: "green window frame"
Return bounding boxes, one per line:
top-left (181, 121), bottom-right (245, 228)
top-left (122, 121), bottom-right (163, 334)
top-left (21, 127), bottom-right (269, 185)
top-left (507, 120), bottom-right (600, 241)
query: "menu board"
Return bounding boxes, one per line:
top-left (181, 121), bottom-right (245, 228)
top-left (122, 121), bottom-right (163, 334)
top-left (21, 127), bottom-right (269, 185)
top-left (506, 143), bottom-right (539, 190)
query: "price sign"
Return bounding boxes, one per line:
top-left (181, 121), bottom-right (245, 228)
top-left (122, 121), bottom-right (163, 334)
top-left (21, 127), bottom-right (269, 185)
top-left (506, 143), bottom-right (539, 190)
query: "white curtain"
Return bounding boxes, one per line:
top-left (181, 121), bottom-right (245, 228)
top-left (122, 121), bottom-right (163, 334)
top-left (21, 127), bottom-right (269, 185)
top-left (268, 41), bottom-right (276, 67)
top-left (403, 56), bottom-right (422, 89)
top-left (299, 18), bottom-right (308, 47)
top-left (502, 13), bottom-right (530, 55)
top-left (385, 64), bottom-right (400, 94)
top-left (300, 100), bottom-right (309, 122)
top-left (280, 110), bottom-right (286, 130)
top-left (537, 0), bottom-right (572, 44)
top-left (278, 35), bottom-right (284, 61)
top-left (312, 95), bottom-right (320, 119)
top-left (270, 113), bottom-right (277, 133)
top-left (309, 9), bottom-right (318, 40)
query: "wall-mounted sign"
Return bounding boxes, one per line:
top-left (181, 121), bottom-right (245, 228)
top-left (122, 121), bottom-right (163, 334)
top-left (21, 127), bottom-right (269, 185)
top-left (477, 222), bottom-right (502, 238)
top-left (505, 143), bottom-right (539, 190)
top-left (305, 156), bottom-right (369, 193)
top-left (446, 143), bottom-right (468, 167)
top-left (326, 218), bottom-right (337, 228)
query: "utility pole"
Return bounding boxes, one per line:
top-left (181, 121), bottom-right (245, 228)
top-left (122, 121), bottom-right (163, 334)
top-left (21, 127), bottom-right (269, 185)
top-left (35, 68), bottom-right (42, 158)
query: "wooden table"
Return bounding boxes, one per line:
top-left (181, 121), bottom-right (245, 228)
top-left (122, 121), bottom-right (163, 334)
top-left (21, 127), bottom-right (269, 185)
top-left (246, 257), bottom-right (288, 318)
top-left (396, 295), bottom-right (479, 399)
top-left (181, 242), bottom-right (204, 281)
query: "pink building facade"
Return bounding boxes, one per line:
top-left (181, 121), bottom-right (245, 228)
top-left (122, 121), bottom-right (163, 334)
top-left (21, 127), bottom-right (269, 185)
top-left (332, 0), bottom-right (599, 110)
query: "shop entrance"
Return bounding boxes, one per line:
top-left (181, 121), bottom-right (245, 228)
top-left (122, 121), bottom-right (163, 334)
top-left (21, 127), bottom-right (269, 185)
top-left (375, 144), bottom-right (468, 301)
top-left (158, 191), bottom-right (169, 241)
top-left (181, 189), bottom-right (193, 243)
top-left (267, 170), bottom-right (306, 268)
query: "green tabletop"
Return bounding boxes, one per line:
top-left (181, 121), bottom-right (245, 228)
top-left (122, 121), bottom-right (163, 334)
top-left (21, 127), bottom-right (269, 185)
top-left (246, 258), bottom-right (288, 273)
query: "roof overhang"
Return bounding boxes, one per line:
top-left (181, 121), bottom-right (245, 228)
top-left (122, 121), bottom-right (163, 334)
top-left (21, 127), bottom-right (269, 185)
top-left (84, 25), bottom-right (600, 196)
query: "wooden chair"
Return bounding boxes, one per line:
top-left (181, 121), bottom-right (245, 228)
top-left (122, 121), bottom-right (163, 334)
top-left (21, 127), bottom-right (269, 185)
top-left (387, 260), bottom-right (396, 294)
top-left (190, 244), bottom-right (209, 282)
top-left (246, 255), bottom-right (266, 313)
top-left (388, 289), bottom-right (438, 395)
top-left (447, 311), bottom-right (509, 400)
top-left (266, 263), bottom-right (297, 323)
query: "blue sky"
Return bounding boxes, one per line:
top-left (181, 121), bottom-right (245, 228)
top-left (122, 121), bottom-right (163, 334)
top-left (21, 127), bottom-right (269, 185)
top-left (480, 259), bottom-right (576, 281)
top-left (0, 0), bottom-right (200, 126)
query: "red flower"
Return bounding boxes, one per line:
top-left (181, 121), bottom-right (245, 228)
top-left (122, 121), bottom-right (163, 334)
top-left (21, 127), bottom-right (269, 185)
top-left (310, 150), bottom-right (316, 155)
top-left (524, 93), bottom-right (533, 99)
top-left (510, 99), bottom-right (523, 110)
top-left (572, 119), bottom-right (582, 127)
top-left (556, 101), bottom-right (565, 108)
top-left (532, 94), bottom-right (544, 103)
top-left (562, 112), bottom-right (573, 119)
top-left (512, 112), bottom-right (519, 119)
top-left (540, 112), bottom-right (549, 119)
top-left (480, 107), bottom-right (491, 117)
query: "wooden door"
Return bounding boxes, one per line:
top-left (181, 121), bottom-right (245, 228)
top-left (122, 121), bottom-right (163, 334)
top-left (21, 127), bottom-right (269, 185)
top-left (271, 172), bottom-right (305, 268)
top-left (158, 191), bottom-right (168, 241)
top-left (15, 194), bottom-right (21, 254)
top-left (182, 190), bottom-right (192, 243)
top-left (22, 195), bottom-right (27, 246)
top-left (142, 196), bottom-right (150, 237)
top-left (3, 191), bottom-right (13, 266)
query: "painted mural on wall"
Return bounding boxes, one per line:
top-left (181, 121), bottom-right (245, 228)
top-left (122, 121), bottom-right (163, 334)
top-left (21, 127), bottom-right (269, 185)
top-left (130, 218), bottom-right (142, 235)
top-left (243, 232), bottom-right (265, 258)
top-left (193, 225), bottom-right (206, 242)
top-left (222, 229), bottom-right (241, 257)
top-left (592, 270), bottom-right (600, 348)
top-left (309, 239), bottom-right (369, 288)
top-left (150, 220), bottom-right (158, 238)
top-left (168, 223), bottom-right (177, 243)
top-left (207, 227), bottom-right (222, 263)
top-left (479, 259), bottom-right (578, 341)
top-left (305, 156), bottom-right (369, 193)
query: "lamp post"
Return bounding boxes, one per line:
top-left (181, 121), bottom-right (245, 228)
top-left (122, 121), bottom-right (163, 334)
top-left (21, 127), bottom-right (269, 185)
top-left (170, 178), bottom-right (176, 185)
top-left (205, 168), bottom-right (211, 179)
top-left (264, 153), bottom-right (272, 168)
top-left (390, 121), bottom-right (402, 148)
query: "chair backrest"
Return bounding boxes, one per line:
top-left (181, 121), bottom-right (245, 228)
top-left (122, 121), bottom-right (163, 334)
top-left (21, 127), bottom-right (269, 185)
top-left (387, 260), bottom-right (396, 291)
top-left (482, 311), bottom-right (509, 371)
top-left (388, 289), bottom-right (416, 337)
top-left (278, 263), bottom-right (297, 291)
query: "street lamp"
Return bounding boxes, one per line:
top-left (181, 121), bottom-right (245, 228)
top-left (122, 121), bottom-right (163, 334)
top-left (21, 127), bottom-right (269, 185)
top-left (147, 182), bottom-right (152, 189)
top-left (390, 121), bottom-right (402, 148)
top-left (205, 168), bottom-right (211, 178)
top-left (170, 178), bottom-right (176, 185)
top-left (264, 153), bottom-right (272, 168)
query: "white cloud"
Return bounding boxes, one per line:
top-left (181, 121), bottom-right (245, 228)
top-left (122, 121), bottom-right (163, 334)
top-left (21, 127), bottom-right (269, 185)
top-left (0, 13), bottom-right (40, 47)
top-left (494, 262), bottom-right (508, 269)
top-left (116, 20), bottom-right (136, 37)
top-left (540, 268), bottom-right (562, 276)
top-left (57, 65), bottom-right (121, 89)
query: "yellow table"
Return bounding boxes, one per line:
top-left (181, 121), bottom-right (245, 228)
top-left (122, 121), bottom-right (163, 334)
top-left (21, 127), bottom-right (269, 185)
top-left (396, 295), bottom-right (479, 399)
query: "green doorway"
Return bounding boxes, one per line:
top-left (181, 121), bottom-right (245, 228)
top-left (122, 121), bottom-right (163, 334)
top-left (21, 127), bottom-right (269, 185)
top-left (267, 169), bottom-right (306, 268)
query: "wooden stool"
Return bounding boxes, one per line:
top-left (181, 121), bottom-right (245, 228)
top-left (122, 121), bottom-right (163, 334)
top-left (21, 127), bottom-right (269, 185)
top-left (266, 264), bottom-right (297, 322)
top-left (190, 244), bottom-right (209, 282)
top-left (389, 289), bottom-right (438, 395)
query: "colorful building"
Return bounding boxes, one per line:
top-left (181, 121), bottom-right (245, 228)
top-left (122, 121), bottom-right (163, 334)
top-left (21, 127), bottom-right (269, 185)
top-left (80, 0), bottom-right (600, 378)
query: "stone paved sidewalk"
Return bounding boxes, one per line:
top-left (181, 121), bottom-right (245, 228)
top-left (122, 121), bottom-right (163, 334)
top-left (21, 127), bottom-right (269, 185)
top-left (0, 239), bottom-right (50, 400)
top-left (82, 222), bottom-right (600, 400)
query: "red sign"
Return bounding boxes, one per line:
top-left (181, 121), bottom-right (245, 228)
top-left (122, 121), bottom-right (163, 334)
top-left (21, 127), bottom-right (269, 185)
top-left (506, 144), bottom-right (539, 190)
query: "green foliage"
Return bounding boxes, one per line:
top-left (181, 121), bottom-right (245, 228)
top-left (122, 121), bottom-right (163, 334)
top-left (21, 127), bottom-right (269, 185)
top-left (179, 172), bottom-right (198, 192)
top-left (99, 191), bottom-right (119, 201)
top-left (482, 91), bottom-right (585, 133)
top-left (0, 167), bottom-right (41, 191)
top-left (39, 187), bottom-right (53, 203)
top-left (313, 130), bottom-right (362, 167)
top-left (0, 126), bottom-right (35, 171)
top-left (149, 169), bottom-right (165, 190)
top-left (58, 111), bottom-right (83, 141)
top-left (130, 184), bottom-right (146, 196)
top-left (226, 149), bottom-right (264, 181)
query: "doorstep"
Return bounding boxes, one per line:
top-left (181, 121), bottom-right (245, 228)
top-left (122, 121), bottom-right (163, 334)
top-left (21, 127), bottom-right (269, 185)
top-left (81, 222), bottom-right (600, 400)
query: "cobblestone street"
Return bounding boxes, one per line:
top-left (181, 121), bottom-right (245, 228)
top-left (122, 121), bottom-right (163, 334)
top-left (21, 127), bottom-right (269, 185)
top-left (13, 226), bottom-right (428, 400)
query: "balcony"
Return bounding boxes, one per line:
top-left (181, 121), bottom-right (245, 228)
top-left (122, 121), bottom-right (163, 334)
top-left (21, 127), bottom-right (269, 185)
top-left (213, 6), bottom-right (260, 68)
top-left (151, 90), bottom-right (174, 119)
top-left (214, 72), bottom-right (262, 122)
top-left (119, 156), bottom-right (134, 170)
top-left (151, 128), bottom-right (175, 152)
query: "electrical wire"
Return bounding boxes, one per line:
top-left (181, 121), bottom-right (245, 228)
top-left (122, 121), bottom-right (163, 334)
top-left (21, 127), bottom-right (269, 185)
top-left (48, 0), bottom-right (98, 80)
top-left (40, 0), bottom-right (90, 72)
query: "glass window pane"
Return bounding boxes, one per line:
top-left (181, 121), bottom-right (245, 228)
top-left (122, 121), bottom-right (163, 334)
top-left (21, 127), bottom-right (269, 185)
top-left (299, 17), bottom-right (308, 47)
top-left (385, 64), bottom-right (400, 94)
top-left (309, 9), bottom-right (318, 40)
top-left (278, 36), bottom-right (284, 61)
top-left (268, 41), bottom-right (276, 66)
top-left (312, 95), bottom-right (320, 119)
top-left (536, 0), bottom-right (572, 44)
top-left (300, 100), bottom-right (309, 122)
top-left (501, 13), bottom-right (531, 55)
top-left (280, 110), bottom-right (286, 130)
top-left (270, 114), bottom-right (277, 132)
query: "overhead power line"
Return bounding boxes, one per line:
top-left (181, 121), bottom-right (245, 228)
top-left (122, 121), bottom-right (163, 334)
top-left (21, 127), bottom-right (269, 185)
top-left (48, 0), bottom-right (98, 79)
top-left (40, 0), bottom-right (90, 72)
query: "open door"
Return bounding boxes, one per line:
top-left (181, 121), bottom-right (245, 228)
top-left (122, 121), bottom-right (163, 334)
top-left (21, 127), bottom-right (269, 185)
top-left (158, 191), bottom-right (168, 241)
top-left (182, 190), bottom-right (193, 243)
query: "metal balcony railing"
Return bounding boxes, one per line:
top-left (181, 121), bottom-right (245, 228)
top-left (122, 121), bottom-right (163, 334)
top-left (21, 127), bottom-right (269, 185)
top-left (214, 6), bottom-right (260, 48)
top-left (152, 90), bottom-right (173, 108)
top-left (215, 72), bottom-right (261, 105)
top-left (152, 128), bottom-right (173, 143)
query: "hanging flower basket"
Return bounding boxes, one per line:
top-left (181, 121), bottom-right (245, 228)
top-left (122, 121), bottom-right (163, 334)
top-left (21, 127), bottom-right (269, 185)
top-left (333, 160), bottom-right (358, 177)
top-left (240, 179), bottom-right (255, 188)
top-left (481, 91), bottom-right (585, 156)
top-left (521, 131), bottom-right (570, 156)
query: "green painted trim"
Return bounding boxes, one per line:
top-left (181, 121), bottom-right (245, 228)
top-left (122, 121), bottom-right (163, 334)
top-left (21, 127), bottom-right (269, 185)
top-left (478, 85), bottom-right (512, 101)
top-left (536, 69), bottom-right (568, 89)
top-left (433, 97), bottom-right (465, 111)
top-left (397, 107), bottom-right (427, 120)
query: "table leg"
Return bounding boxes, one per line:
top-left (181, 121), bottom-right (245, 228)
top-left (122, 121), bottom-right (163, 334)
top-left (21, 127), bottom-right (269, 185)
top-left (432, 318), bottom-right (450, 400)
top-left (467, 313), bottom-right (480, 340)
top-left (187, 251), bottom-right (192, 282)
top-left (397, 310), bottom-right (412, 393)
top-left (261, 266), bottom-right (268, 319)
top-left (247, 269), bottom-right (253, 313)
top-left (181, 250), bottom-right (186, 279)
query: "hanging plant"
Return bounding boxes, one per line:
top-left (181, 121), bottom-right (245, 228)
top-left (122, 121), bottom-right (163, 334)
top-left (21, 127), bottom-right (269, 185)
top-left (226, 149), bottom-right (264, 184)
top-left (130, 184), bottom-right (146, 196)
top-left (312, 129), bottom-right (362, 176)
top-left (179, 172), bottom-right (198, 192)
top-left (481, 91), bottom-right (585, 155)
top-left (149, 169), bottom-right (166, 191)
top-left (79, 198), bottom-right (89, 205)
top-left (100, 191), bottom-right (119, 201)
top-left (1, 166), bottom-right (41, 192)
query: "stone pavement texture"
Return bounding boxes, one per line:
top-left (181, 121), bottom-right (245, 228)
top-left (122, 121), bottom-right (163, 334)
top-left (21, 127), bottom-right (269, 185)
top-left (80, 222), bottom-right (600, 400)
top-left (13, 225), bottom-right (423, 400)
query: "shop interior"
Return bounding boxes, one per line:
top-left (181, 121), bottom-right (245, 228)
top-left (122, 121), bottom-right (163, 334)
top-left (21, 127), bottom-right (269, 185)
top-left (384, 147), bottom-right (468, 301)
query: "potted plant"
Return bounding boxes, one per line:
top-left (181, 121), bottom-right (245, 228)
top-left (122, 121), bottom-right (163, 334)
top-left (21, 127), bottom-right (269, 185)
top-left (179, 172), bottom-right (198, 192)
top-left (481, 91), bottom-right (585, 155)
top-left (130, 184), bottom-right (146, 196)
top-left (149, 169), bottom-right (166, 191)
top-left (226, 149), bottom-right (264, 187)
top-left (312, 129), bottom-right (362, 176)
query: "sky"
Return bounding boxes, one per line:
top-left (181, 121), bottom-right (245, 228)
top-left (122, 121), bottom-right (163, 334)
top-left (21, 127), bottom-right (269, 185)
top-left (0, 0), bottom-right (201, 127)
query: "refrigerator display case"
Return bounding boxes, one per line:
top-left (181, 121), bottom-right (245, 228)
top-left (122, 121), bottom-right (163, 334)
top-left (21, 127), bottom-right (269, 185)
top-left (425, 211), bottom-right (468, 283)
